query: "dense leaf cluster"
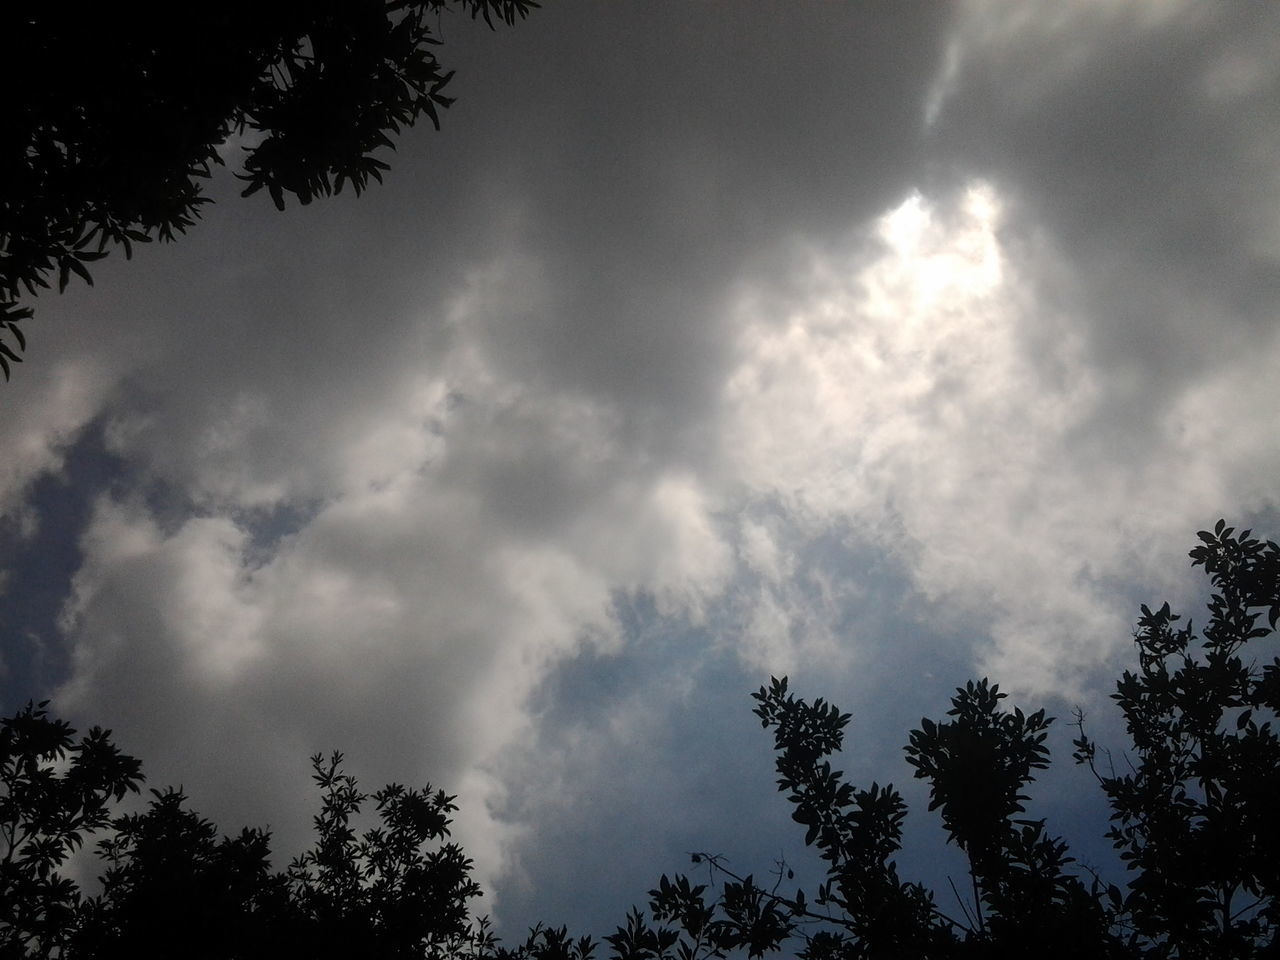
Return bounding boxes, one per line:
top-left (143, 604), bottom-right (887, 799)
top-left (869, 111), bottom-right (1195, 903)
top-left (1073, 520), bottom-right (1280, 955)
top-left (544, 522), bottom-right (1279, 960)
top-left (1, 724), bottom-right (480, 960)
top-left (0, 0), bottom-right (537, 378)
top-left (2, 522), bottom-right (1278, 958)
top-left (0, 705), bottom-right (141, 958)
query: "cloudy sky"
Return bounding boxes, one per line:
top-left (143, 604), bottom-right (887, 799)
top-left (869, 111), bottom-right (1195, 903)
top-left (4, 0), bottom-right (1280, 939)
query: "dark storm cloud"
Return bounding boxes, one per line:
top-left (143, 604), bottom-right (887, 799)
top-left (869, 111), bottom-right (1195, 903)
top-left (441, 2), bottom-right (952, 426)
top-left (3, 0), bottom-right (1278, 939)
top-left (927, 2), bottom-right (1280, 399)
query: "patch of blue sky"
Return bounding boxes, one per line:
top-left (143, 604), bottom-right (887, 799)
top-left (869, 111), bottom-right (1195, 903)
top-left (0, 419), bottom-right (122, 706)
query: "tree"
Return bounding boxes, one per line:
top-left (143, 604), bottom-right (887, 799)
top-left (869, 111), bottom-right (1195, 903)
top-left (577, 521), bottom-right (1279, 959)
top-left (66, 787), bottom-right (288, 960)
top-left (1, 721), bottom-right (487, 960)
top-left (0, 701), bottom-right (143, 959)
top-left (4, 521), bottom-right (1278, 957)
top-left (62, 752), bottom-right (484, 960)
top-left (1072, 520), bottom-right (1280, 956)
top-left (0, 0), bottom-right (537, 379)
top-left (275, 752), bottom-right (483, 960)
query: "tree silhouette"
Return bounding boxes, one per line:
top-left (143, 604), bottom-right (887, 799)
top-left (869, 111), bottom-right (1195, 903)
top-left (4, 522), bottom-right (1278, 957)
top-left (60, 752), bottom-right (484, 960)
top-left (278, 752), bottom-right (483, 960)
top-left (0, 0), bottom-right (537, 379)
top-left (570, 521), bottom-right (1279, 960)
top-left (67, 786), bottom-right (288, 960)
top-left (1072, 520), bottom-right (1280, 956)
top-left (1, 727), bottom-right (487, 959)
top-left (0, 701), bottom-right (143, 959)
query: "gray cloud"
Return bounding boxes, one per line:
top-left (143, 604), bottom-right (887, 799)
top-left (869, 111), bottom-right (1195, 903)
top-left (928, 1), bottom-right (1280, 392)
top-left (2, 0), bottom-right (1276, 938)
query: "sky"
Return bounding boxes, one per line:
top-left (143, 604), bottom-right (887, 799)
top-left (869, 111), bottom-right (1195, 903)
top-left (3, 0), bottom-right (1280, 940)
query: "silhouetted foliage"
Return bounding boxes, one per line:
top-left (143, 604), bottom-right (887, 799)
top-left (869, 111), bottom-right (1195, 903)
top-left (560, 521), bottom-right (1278, 960)
top-left (0, 701), bottom-right (143, 959)
top-left (67, 786), bottom-right (288, 960)
top-left (1072, 519), bottom-right (1280, 956)
top-left (280, 752), bottom-right (483, 960)
top-left (0, 0), bottom-right (537, 378)
top-left (1, 733), bottom-right (485, 960)
top-left (4, 522), bottom-right (1278, 957)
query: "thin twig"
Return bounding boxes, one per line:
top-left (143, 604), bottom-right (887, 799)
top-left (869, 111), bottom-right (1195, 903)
top-left (947, 875), bottom-right (976, 933)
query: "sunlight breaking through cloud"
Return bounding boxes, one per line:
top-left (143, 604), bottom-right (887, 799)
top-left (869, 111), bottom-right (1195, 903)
top-left (4, 2), bottom-right (1278, 939)
top-left (717, 179), bottom-right (1260, 696)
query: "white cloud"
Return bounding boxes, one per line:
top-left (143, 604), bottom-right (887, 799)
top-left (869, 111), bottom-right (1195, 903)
top-left (48, 166), bottom-right (1280, 914)
top-left (6, 1), bottom-right (1277, 938)
top-left (49, 272), bottom-right (737, 904)
top-left (717, 179), bottom-right (1279, 696)
top-left (0, 359), bottom-right (115, 528)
